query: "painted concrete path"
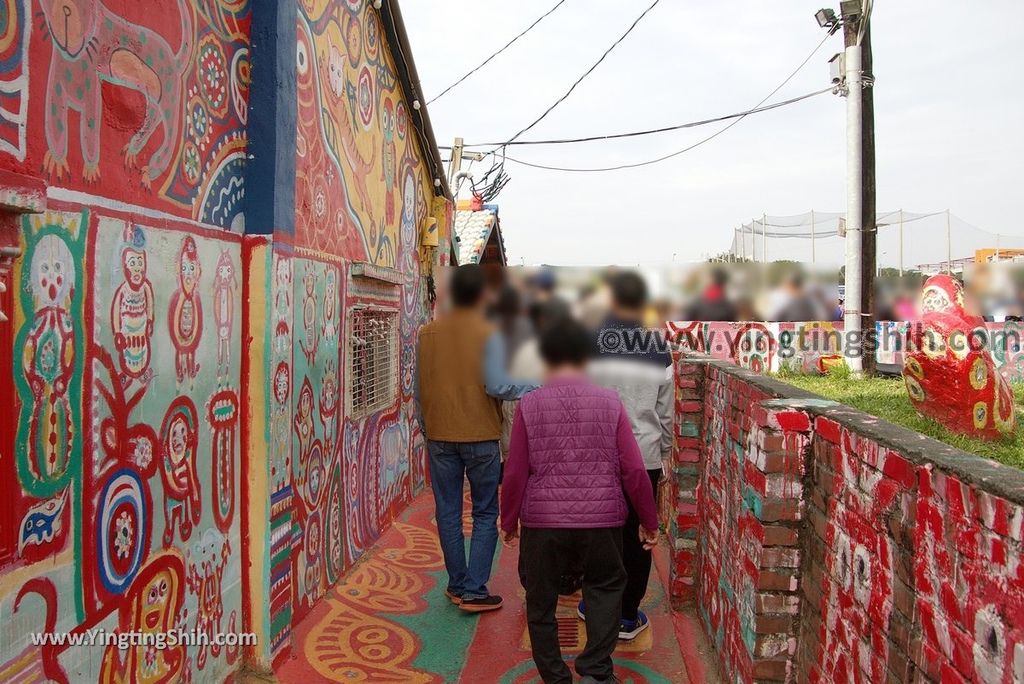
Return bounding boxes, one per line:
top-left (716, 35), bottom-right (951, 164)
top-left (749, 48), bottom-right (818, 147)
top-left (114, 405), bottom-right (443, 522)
top-left (274, 492), bottom-right (702, 683)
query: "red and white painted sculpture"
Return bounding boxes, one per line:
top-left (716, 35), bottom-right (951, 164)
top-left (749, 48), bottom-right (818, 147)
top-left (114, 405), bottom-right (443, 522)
top-left (903, 275), bottom-right (1016, 440)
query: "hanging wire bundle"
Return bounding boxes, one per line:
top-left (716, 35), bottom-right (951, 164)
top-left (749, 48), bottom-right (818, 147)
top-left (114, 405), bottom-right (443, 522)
top-left (471, 150), bottom-right (512, 203)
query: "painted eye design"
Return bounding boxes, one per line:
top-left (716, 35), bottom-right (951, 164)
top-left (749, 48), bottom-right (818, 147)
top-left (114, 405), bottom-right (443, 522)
top-left (852, 544), bottom-right (871, 605)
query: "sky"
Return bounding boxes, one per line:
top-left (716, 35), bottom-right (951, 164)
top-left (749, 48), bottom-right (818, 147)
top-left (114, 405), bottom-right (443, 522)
top-left (400, 1), bottom-right (1024, 267)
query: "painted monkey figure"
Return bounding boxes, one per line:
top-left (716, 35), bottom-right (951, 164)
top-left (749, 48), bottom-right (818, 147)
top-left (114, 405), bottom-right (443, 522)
top-left (99, 552), bottom-right (186, 684)
top-left (23, 234), bottom-right (76, 484)
top-left (39, 0), bottom-right (193, 186)
top-left (159, 398), bottom-right (201, 546)
top-left (168, 235), bottom-right (203, 384)
top-left (212, 249), bottom-right (236, 377)
top-left (110, 226), bottom-right (155, 383)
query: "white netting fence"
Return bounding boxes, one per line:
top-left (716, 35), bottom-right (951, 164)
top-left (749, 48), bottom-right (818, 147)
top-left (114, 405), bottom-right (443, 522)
top-left (726, 211), bottom-right (1024, 271)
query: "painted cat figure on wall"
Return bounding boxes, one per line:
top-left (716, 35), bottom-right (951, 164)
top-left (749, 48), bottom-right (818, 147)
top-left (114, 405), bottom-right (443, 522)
top-left (38, 0), bottom-right (193, 187)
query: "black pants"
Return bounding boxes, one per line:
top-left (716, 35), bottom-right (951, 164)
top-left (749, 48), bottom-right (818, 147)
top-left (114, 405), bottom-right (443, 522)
top-left (622, 468), bottom-right (662, 621)
top-left (521, 527), bottom-right (626, 684)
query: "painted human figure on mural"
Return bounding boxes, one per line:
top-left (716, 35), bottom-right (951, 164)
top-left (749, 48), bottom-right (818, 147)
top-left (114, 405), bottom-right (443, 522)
top-left (110, 226), bottom-right (155, 383)
top-left (212, 249), bottom-right (237, 380)
top-left (294, 378), bottom-right (316, 463)
top-left (322, 267), bottom-right (338, 343)
top-left (299, 264), bottom-right (318, 363)
top-left (39, 0), bottom-right (193, 187)
top-left (23, 234), bottom-right (76, 484)
top-left (99, 552), bottom-right (186, 684)
top-left (186, 529), bottom-right (238, 670)
top-left (319, 359), bottom-right (339, 453)
top-left (381, 97), bottom-right (396, 224)
top-left (159, 398), bottom-right (201, 546)
top-left (168, 235), bottom-right (203, 386)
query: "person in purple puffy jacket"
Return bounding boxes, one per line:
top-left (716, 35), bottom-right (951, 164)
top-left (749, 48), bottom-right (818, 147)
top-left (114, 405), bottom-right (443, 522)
top-left (500, 319), bottom-right (658, 684)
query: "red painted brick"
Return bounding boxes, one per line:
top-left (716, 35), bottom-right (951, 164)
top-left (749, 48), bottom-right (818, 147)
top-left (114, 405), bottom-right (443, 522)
top-left (772, 410), bottom-right (811, 433)
top-left (814, 416), bottom-right (842, 444)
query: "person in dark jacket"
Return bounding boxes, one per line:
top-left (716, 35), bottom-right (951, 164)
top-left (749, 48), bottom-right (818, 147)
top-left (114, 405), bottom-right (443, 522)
top-left (501, 319), bottom-right (658, 684)
top-left (685, 267), bottom-right (738, 321)
top-left (587, 271), bottom-right (671, 641)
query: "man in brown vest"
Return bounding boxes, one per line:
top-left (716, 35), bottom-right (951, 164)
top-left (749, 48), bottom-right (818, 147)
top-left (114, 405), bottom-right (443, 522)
top-left (416, 265), bottom-right (538, 613)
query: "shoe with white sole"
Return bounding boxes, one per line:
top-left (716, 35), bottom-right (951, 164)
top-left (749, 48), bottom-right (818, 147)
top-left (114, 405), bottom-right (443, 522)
top-left (618, 611), bottom-right (650, 640)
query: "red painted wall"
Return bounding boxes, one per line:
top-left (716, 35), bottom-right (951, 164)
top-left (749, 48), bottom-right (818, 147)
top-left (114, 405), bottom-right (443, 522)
top-left (671, 355), bottom-right (1024, 683)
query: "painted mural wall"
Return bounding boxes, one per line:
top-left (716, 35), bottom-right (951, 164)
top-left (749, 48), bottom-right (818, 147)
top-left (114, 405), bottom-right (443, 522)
top-left (249, 0), bottom-right (438, 667)
top-left (1, 0), bottom-right (443, 677)
top-left (0, 0), bottom-right (251, 681)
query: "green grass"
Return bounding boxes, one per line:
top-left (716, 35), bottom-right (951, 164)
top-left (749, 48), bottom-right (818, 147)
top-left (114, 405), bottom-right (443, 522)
top-left (774, 370), bottom-right (1024, 469)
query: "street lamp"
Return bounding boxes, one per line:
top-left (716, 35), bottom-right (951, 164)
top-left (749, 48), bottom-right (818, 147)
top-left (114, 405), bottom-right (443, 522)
top-left (815, 8), bottom-right (837, 29)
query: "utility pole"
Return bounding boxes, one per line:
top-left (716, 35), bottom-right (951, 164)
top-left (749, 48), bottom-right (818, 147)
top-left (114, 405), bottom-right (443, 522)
top-left (839, 1), bottom-right (875, 376)
top-left (447, 137), bottom-right (464, 188)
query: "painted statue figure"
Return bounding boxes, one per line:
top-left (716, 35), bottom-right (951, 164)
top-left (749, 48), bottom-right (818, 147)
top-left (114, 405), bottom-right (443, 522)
top-left (168, 235), bottom-right (203, 385)
top-left (99, 552), bottom-right (186, 684)
top-left (159, 397), bottom-right (201, 546)
top-left (212, 249), bottom-right (236, 377)
top-left (110, 225), bottom-right (154, 383)
top-left (904, 274), bottom-right (1016, 439)
top-left (299, 264), bottom-right (318, 363)
top-left (39, 0), bottom-right (193, 187)
top-left (23, 234), bottom-right (76, 484)
top-left (186, 529), bottom-right (237, 670)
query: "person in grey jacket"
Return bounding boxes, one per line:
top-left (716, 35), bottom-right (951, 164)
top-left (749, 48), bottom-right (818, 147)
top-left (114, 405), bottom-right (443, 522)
top-left (583, 270), bottom-right (672, 641)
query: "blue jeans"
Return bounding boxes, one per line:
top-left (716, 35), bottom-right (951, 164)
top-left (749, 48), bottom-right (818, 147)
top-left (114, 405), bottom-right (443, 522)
top-left (427, 440), bottom-right (501, 601)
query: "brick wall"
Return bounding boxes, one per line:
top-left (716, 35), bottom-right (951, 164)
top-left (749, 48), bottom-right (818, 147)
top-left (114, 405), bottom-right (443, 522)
top-left (670, 354), bottom-right (1024, 683)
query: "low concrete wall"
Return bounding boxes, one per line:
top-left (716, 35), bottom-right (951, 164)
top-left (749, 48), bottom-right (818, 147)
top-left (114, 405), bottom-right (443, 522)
top-left (670, 353), bottom-right (1024, 683)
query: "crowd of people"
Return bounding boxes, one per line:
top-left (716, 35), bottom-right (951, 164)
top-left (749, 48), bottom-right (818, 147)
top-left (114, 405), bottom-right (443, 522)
top-left (414, 264), bottom-right (671, 684)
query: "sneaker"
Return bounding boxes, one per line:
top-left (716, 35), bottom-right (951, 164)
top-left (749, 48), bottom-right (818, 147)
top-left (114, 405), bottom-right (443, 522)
top-left (580, 676), bottom-right (621, 684)
top-left (618, 611), bottom-right (650, 640)
top-left (459, 595), bottom-right (503, 613)
top-left (576, 599), bottom-right (586, 621)
top-left (445, 589), bottom-right (462, 605)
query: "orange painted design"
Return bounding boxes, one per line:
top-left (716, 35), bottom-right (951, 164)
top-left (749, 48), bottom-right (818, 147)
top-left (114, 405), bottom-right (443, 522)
top-left (300, 522), bottom-right (443, 683)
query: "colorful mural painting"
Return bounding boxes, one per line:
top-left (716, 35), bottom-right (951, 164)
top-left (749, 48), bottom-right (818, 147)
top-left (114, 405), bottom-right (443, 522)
top-left (666, 319), bottom-right (1024, 383)
top-left (0, 0), bottom-right (448, 678)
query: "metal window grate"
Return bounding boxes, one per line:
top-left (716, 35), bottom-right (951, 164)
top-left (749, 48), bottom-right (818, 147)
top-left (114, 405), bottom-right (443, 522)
top-left (348, 307), bottom-right (398, 418)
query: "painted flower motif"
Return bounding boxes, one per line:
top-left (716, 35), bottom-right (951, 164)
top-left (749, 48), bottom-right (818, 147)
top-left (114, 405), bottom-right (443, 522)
top-left (183, 144), bottom-right (201, 184)
top-left (143, 644), bottom-right (158, 673)
top-left (114, 511), bottom-right (134, 559)
top-left (187, 102), bottom-right (210, 148)
top-left (132, 437), bottom-right (153, 470)
top-left (314, 190), bottom-right (326, 218)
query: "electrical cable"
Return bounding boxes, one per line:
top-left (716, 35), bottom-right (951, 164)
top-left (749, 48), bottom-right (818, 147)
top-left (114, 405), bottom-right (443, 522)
top-left (502, 0), bottom-right (662, 146)
top-left (427, 0), bottom-right (569, 105)
top-left (501, 28), bottom-right (836, 172)
top-left (456, 88), bottom-right (834, 148)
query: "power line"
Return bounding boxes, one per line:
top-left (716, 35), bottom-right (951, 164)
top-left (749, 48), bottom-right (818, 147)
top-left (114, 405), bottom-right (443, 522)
top-left (456, 88), bottom-right (833, 148)
top-left (502, 0), bottom-right (662, 146)
top-left (503, 29), bottom-right (836, 172)
top-left (427, 0), bottom-right (569, 105)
